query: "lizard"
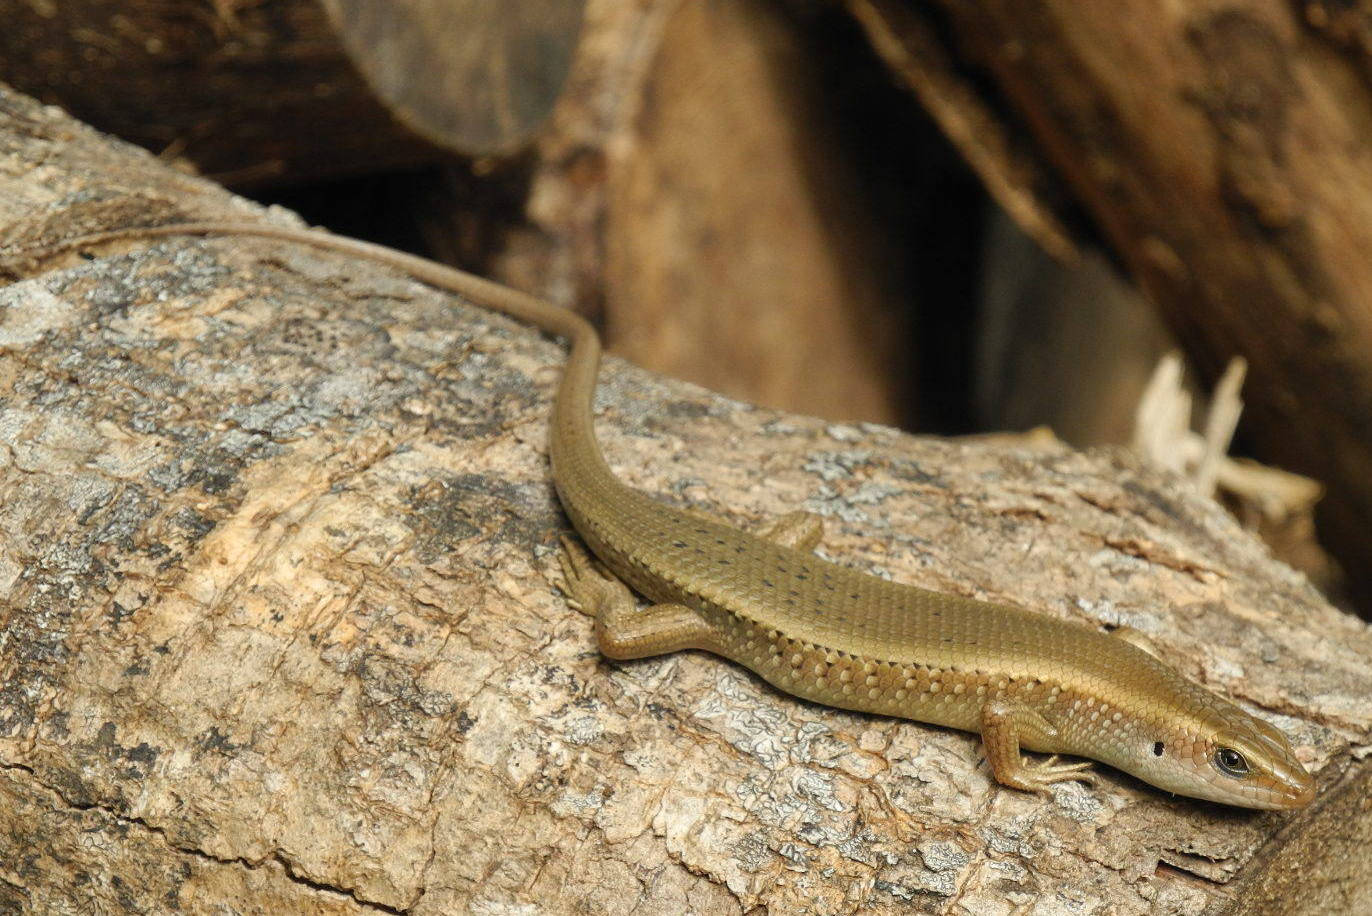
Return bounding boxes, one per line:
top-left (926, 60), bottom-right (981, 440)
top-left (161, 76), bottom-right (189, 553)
top-left (10, 220), bottom-right (1317, 810)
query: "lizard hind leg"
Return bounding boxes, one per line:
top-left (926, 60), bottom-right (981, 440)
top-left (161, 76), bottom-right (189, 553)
top-left (756, 510), bottom-right (825, 552)
top-left (558, 536), bottom-right (717, 660)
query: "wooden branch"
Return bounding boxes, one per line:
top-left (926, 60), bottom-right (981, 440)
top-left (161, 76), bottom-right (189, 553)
top-left (595, 0), bottom-right (918, 427)
top-left (2, 83), bottom-right (1370, 915)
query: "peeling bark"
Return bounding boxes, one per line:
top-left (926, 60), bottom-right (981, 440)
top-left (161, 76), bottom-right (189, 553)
top-left (2, 85), bottom-right (1370, 915)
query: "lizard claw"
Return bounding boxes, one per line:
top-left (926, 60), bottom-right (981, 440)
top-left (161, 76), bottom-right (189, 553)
top-left (558, 535), bottom-right (630, 618)
top-left (1023, 755), bottom-right (1097, 791)
top-left (557, 536), bottom-right (593, 617)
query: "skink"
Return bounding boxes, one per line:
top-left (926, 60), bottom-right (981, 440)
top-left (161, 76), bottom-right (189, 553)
top-left (15, 222), bottom-right (1316, 810)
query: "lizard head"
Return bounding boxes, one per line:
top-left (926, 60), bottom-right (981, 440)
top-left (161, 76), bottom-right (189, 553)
top-left (1131, 703), bottom-right (1315, 810)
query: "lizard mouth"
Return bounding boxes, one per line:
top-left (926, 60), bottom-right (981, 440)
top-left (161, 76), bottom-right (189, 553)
top-left (1235, 762), bottom-right (1316, 810)
top-left (1274, 764), bottom-right (1316, 809)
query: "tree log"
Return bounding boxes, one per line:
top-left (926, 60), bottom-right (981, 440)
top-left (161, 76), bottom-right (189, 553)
top-left (2, 85), bottom-right (1370, 915)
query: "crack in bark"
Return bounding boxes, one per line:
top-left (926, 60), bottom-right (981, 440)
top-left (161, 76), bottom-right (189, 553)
top-left (0, 757), bottom-right (411, 913)
top-left (268, 853), bottom-right (407, 915)
top-left (1101, 535), bottom-right (1222, 581)
top-left (1155, 856), bottom-right (1232, 887)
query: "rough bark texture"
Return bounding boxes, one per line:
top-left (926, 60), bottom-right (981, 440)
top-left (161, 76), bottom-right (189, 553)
top-left (855, 0), bottom-right (1372, 611)
top-left (3, 86), bottom-right (1372, 914)
top-left (0, 0), bottom-right (581, 186)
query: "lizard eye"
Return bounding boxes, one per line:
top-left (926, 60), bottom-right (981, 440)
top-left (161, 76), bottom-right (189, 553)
top-left (1214, 747), bottom-right (1249, 778)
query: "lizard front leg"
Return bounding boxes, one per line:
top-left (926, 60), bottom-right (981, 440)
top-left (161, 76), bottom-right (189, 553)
top-left (980, 699), bottom-right (1096, 794)
top-left (756, 510), bottom-right (825, 552)
top-left (559, 537), bottom-right (717, 659)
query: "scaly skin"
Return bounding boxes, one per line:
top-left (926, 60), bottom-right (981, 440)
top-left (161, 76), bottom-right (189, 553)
top-left (13, 221), bottom-right (1316, 809)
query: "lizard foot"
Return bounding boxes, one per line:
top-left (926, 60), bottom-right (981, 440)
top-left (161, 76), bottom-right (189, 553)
top-left (1014, 755), bottom-right (1098, 794)
top-left (557, 536), bottom-right (632, 619)
top-left (558, 536), bottom-right (715, 659)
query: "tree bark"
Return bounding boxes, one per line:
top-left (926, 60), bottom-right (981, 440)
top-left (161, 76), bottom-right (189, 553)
top-left (3, 83), bottom-right (1370, 915)
top-left (853, 0), bottom-right (1372, 612)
